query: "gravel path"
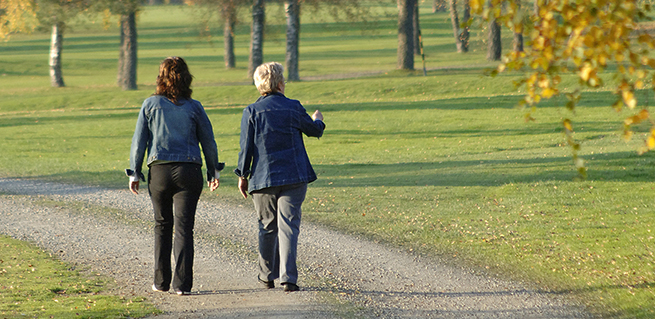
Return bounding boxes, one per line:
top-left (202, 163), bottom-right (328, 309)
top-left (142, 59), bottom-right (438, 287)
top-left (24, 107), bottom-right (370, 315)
top-left (0, 178), bottom-right (593, 318)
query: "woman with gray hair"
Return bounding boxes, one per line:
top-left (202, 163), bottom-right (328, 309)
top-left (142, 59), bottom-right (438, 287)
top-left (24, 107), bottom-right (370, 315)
top-left (234, 62), bottom-right (325, 292)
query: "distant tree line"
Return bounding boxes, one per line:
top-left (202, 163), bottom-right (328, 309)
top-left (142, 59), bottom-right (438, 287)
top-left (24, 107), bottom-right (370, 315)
top-left (0, 0), bottom-right (528, 89)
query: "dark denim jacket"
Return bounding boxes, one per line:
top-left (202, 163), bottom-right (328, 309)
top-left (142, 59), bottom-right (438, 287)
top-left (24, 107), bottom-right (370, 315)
top-left (234, 93), bottom-right (325, 193)
top-left (128, 95), bottom-right (224, 182)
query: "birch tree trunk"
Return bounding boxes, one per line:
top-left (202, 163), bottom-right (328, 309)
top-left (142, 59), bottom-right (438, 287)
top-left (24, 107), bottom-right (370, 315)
top-left (449, 0), bottom-right (462, 52)
top-left (121, 12), bottom-right (138, 90)
top-left (117, 17), bottom-right (125, 86)
top-left (49, 22), bottom-right (65, 87)
top-left (461, 0), bottom-right (470, 52)
top-left (285, 0), bottom-right (300, 81)
top-left (248, 0), bottom-right (265, 79)
top-left (397, 0), bottom-right (415, 70)
top-left (449, 0), bottom-right (470, 53)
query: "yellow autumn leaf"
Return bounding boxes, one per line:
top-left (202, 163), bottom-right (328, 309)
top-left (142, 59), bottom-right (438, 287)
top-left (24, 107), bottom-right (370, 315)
top-left (469, 0), bottom-right (483, 13)
top-left (624, 130), bottom-right (634, 141)
top-left (563, 119), bottom-right (573, 132)
top-left (542, 88), bottom-right (556, 98)
top-left (647, 136), bottom-right (655, 150)
top-left (622, 90), bottom-right (637, 109)
top-left (580, 64), bottom-right (593, 81)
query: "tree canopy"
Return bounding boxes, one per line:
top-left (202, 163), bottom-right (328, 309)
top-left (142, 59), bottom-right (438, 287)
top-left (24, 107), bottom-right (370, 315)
top-left (0, 0), bottom-right (37, 39)
top-left (473, 0), bottom-right (655, 176)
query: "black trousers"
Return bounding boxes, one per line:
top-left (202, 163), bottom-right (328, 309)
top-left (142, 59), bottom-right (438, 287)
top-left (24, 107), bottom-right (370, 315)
top-left (148, 162), bottom-right (203, 292)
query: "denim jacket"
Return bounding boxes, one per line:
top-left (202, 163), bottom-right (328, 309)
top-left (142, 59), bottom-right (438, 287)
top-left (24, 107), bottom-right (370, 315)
top-left (128, 95), bottom-right (224, 182)
top-left (234, 93), bottom-right (325, 193)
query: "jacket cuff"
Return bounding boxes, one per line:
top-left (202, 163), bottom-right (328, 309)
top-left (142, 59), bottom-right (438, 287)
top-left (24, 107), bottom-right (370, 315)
top-left (233, 168), bottom-right (250, 179)
top-left (125, 169), bottom-right (145, 182)
top-left (206, 163), bottom-right (225, 181)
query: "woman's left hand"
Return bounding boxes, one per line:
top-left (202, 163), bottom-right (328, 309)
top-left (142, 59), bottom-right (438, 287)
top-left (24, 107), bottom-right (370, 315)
top-left (129, 181), bottom-right (139, 195)
top-left (208, 178), bottom-right (220, 191)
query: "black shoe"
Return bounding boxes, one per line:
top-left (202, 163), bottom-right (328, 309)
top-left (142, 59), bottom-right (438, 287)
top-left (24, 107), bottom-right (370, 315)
top-left (282, 283), bottom-right (299, 292)
top-left (258, 276), bottom-right (275, 289)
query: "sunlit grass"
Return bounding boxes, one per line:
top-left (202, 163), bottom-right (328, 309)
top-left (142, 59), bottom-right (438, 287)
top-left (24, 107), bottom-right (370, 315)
top-left (1, 2), bottom-right (654, 318)
top-left (0, 235), bottom-right (159, 318)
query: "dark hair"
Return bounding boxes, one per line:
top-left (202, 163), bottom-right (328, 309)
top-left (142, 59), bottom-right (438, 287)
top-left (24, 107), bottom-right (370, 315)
top-left (155, 56), bottom-right (193, 104)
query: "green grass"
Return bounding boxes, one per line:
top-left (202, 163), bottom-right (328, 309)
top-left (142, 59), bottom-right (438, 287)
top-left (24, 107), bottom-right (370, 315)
top-left (0, 235), bottom-right (159, 318)
top-left (1, 2), bottom-right (655, 318)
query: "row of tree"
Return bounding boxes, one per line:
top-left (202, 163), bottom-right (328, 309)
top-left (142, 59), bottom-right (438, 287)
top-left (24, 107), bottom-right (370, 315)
top-left (0, 0), bottom-right (140, 89)
top-left (2, 0), bottom-right (496, 90)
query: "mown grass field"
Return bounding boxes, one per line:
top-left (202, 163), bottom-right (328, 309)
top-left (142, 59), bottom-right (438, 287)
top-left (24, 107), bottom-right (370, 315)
top-left (1, 1), bottom-right (655, 317)
top-left (0, 235), bottom-right (159, 318)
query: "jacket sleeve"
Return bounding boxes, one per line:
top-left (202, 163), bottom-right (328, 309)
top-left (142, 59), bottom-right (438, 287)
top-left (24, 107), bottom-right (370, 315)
top-left (195, 102), bottom-right (224, 181)
top-left (297, 103), bottom-right (325, 138)
top-left (127, 101), bottom-right (150, 182)
top-left (234, 107), bottom-right (255, 179)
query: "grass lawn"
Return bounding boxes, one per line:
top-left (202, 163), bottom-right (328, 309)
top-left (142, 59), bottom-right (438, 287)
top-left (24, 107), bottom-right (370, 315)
top-left (0, 235), bottom-right (159, 318)
top-left (1, 2), bottom-right (655, 317)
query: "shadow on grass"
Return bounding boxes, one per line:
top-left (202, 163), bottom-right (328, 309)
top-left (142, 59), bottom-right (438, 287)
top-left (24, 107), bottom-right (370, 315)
top-left (0, 105), bottom-right (242, 128)
top-left (312, 151), bottom-right (655, 187)
top-left (314, 90), bottom-right (623, 111)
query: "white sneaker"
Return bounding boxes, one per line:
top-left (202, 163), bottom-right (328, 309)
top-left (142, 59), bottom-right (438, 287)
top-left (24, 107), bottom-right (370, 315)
top-left (152, 284), bottom-right (168, 292)
top-left (174, 289), bottom-right (189, 295)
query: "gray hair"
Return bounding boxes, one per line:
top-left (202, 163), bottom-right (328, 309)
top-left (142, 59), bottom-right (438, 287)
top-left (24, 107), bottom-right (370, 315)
top-left (254, 62), bottom-right (285, 95)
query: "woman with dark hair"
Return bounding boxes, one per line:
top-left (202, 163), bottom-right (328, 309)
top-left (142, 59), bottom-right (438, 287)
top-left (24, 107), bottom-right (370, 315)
top-left (235, 62), bottom-right (325, 292)
top-left (127, 56), bottom-right (224, 295)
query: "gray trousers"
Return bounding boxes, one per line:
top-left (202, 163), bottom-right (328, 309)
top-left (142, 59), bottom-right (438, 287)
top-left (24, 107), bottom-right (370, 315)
top-left (252, 183), bottom-right (307, 284)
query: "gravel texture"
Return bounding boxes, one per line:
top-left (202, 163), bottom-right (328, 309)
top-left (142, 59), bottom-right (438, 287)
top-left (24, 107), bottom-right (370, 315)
top-left (0, 178), bottom-right (593, 318)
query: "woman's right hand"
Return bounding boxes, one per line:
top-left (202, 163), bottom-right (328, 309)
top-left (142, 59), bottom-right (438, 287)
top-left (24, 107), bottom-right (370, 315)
top-left (312, 110), bottom-right (323, 121)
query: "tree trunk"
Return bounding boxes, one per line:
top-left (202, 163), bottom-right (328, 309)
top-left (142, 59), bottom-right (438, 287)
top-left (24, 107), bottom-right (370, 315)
top-left (413, 2), bottom-right (420, 55)
top-left (513, 0), bottom-right (523, 52)
top-left (397, 0), bottom-right (415, 70)
top-left (223, 5), bottom-right (236, 69)
top-left (148, 0), bottom-right (162, 5)
top-left (433, 0), bottom-right (447, 12)
top-left (117, 17), bottom-right (125, 86)
top-left (450, 0), bottom-right (470, 53)
top-left (121, 12), bottom-right (138, 90)
top-left (49, 22), bottom-right (65, 88)
top-left (487, 18), bottom-right (501, 61)
top-left (448, 0), bottom-right (461, 52)
top-left (168, 0), bottom-right (183, 4)
top-left (513, 28), bottom-right (523, 52)
top-left (248, 0), bottom-right (265, 79)
top-left (461, 0), bottom-right (470, 52)
top-left (487, 19), bottom-right (501, 60)
top-left (487, 0), bottom-right (501, 62)
top-left (285, 0), bottom-right (300, 81)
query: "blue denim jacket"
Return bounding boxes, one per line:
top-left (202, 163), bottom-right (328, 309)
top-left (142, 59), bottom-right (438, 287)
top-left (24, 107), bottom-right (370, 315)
top-left (128, 95), bottom-right (224, 182)
top-left (234, 93), bottom-right (325, 193)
